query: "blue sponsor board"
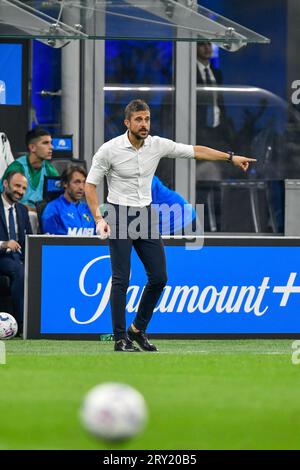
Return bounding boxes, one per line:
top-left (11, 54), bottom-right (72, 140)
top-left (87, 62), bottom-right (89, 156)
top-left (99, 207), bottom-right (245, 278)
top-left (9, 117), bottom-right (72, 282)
top-left (41, 244), bottom-right (300, 334)
top-left (0, 44), bottom-right (22, 105)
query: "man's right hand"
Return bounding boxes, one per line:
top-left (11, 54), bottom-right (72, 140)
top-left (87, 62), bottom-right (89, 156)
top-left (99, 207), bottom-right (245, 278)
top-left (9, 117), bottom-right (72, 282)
top-left (4, 240), bottom-right (22, 252)
top-left (96, 219), bottom-right (111, 240)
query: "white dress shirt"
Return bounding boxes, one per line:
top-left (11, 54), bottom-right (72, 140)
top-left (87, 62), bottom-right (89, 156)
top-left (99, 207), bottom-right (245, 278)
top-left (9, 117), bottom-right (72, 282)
top-left (87, 132), bottom-right (194, 207)
top-left (0, 193), bottom-right (18, 248)
top-left (197, 62), bottom-right (221, 128)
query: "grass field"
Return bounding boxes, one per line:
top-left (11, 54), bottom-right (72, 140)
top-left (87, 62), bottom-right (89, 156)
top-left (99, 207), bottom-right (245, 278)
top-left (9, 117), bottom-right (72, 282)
top-left (0, 339), bottom-right (300, 450)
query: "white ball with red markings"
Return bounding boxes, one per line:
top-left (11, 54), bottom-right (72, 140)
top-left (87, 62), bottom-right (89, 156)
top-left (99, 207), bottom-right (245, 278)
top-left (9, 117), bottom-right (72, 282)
top-left (80, 383), bottom-right (148, 441)
top-left (0, 312), bottom-right (18, 339)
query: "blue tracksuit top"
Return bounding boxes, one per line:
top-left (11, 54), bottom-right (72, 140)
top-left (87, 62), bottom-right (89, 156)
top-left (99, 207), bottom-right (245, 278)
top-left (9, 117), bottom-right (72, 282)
top-left (42, 194), bottom-right (95, 236)
top-left (151, 176), bottom-right (196, 235)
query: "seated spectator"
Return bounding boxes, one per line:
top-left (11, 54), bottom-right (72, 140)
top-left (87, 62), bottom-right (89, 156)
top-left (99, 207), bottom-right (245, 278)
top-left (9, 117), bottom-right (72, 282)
top-left (0, 171), bottom-right (32, 335)
top-left (2, 127), bottom-right (59, 233)
top-left (42, 167), bottom-right (196, 236)
top-left (42, 165), bottom-right (95, 236)
top-left (0, 131), bottom-right (14, 179)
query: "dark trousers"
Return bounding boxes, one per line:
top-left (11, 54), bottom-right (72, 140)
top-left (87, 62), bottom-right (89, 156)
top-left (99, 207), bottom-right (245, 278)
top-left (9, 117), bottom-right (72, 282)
top-left (108, 205), bottom-right (167, 340)
top-left (0, 255), bottom-right (24, 329)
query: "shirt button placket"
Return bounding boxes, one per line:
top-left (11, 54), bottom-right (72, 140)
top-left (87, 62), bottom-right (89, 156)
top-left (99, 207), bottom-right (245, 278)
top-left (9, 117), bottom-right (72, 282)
top-left (137, 150), bottom-right (144, 201)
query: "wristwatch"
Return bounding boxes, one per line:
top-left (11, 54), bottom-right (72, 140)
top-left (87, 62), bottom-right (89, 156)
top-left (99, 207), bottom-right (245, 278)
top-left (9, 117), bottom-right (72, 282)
top-left (227, 151), bottom-right (234, 163)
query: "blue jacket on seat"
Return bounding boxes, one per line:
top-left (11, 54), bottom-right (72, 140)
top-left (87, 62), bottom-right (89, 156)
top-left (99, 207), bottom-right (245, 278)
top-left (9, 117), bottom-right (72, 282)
top-left (42, 176), bottom-right (196, 236)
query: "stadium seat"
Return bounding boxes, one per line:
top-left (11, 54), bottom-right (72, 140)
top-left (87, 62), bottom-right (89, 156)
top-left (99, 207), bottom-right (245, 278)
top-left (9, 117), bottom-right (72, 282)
top-left (35, 200), bottom-right (48, 234)
top-left (51, 158), bottom-right (87, 175)
top-left (220, 181), bottom-right (278, 233)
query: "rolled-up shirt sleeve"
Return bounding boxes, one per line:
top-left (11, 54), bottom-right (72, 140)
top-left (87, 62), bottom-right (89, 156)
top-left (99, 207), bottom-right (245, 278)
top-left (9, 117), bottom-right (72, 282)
top-left (86, 147), bottom-right (110, 186)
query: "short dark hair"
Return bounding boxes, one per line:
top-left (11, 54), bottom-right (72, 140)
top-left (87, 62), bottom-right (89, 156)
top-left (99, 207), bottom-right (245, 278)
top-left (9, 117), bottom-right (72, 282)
top-left (25, 127), bottom-right (51, 149)
top-left (124, 99), bottom-right (150, 120)
top-left (61, 164), bottom-right (87, 185)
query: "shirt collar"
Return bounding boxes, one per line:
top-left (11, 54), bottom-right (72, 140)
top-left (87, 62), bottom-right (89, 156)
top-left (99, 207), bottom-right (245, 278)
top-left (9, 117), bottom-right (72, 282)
top-left (1, 193), bottom-right (15, 210)
top-left (62, 194), bottom-right (80, 206)
top-left (122, 131), bottom-right (150, 149)
top-left (197, 61), bottom-right (211, 73)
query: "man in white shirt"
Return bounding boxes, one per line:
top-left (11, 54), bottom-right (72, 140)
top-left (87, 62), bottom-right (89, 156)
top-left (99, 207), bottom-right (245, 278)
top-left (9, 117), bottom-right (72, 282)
top-left (0, 132), bottom-right (14, 179)
top-left (196, 41), bottom-right (231, 181)
top-left (197, 41), bottom-right (223, 129)
top-left (85, 99), bottom-right (255, 352)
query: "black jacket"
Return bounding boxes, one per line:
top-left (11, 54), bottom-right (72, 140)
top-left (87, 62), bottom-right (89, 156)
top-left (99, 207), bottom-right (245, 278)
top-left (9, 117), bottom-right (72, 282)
top-left (0, 195), bottom-right (32, 260)
top-left (196, 65), bottom-right (226, 128)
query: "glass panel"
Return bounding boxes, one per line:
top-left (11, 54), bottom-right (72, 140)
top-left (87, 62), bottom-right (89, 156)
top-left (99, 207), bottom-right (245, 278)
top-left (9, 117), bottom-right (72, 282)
top-left (0, 1), bottom-right (270, 45)
top-left (0, 38), bottom-right (29, 155)
top-left (104, 86), bottom-right (174, 140)
top-left (196, 85), bottom-right (300, 234)
top-left (105, 40), bottom-right (173, 85)
top-left (104, 85), bottom-right (175, 187)
top-left (196, 3), bottom-right (269, 45)
top-left (104, 39), bottom-right (175, 192)
top-left (31, 40), bottom-right (62, 133)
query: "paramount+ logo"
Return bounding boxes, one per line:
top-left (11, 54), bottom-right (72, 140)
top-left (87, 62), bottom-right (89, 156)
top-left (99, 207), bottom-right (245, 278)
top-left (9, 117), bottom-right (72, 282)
top-left (69, 255), bottom-right (300, 325)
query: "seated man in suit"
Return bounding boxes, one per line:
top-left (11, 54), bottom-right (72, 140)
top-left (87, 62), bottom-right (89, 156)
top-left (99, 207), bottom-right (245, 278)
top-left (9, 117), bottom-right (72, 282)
top-left (0, 171), bottom-right (32, 334)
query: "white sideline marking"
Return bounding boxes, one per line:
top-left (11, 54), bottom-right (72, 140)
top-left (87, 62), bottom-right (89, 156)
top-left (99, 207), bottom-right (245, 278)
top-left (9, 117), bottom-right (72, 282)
top-left (158, 351), bottom-right (287, 355)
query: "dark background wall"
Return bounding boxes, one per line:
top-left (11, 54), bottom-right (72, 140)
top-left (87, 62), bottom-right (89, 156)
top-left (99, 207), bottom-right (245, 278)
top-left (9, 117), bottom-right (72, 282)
top-left (0, 39), bottom-right (29, 155)
top-left (31, 41), bottom-right (61, 134)
top-left (200, 0), bottom-right (287, 99)
top-left (0, 1), bottom-right (291, 153)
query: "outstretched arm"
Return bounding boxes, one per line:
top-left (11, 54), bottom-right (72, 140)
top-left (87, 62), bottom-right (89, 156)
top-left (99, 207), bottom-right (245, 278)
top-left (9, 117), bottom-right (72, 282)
top-left (193, 146), bottom-right (256, 172)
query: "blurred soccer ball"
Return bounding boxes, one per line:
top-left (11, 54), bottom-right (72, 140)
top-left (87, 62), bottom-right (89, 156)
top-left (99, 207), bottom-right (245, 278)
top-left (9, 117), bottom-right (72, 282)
top-left (80, 382), bottom-right (148, 442)
top-left (0, 312), bottom-right (18, 339)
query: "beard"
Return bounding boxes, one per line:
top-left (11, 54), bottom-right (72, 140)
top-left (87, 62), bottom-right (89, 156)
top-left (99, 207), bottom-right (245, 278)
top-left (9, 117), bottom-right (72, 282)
top-left (131, 129), bottom-right (149, 140)
top-left (5, 187), bottom-right (21, 203)
top-left (67, 189), bottom-right (83, 202)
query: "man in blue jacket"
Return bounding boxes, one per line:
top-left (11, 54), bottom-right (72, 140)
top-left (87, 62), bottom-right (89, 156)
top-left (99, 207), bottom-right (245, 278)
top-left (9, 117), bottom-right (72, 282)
top-left (42, 165), bottom-right (95, 235)
top-left (42, 168), bottom-right (196, 236)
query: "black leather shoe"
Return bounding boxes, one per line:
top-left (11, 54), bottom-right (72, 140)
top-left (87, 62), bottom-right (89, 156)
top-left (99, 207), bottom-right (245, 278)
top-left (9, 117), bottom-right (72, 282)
top-left (114, 338), bottom-right (140, 352)
top-left (127, 326), bottom-right (158, 351)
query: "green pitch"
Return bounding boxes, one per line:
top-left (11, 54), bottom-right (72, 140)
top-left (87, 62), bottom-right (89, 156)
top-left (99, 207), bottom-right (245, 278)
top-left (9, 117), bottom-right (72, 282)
top-left (0, 339), bottom-right (300, 450)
